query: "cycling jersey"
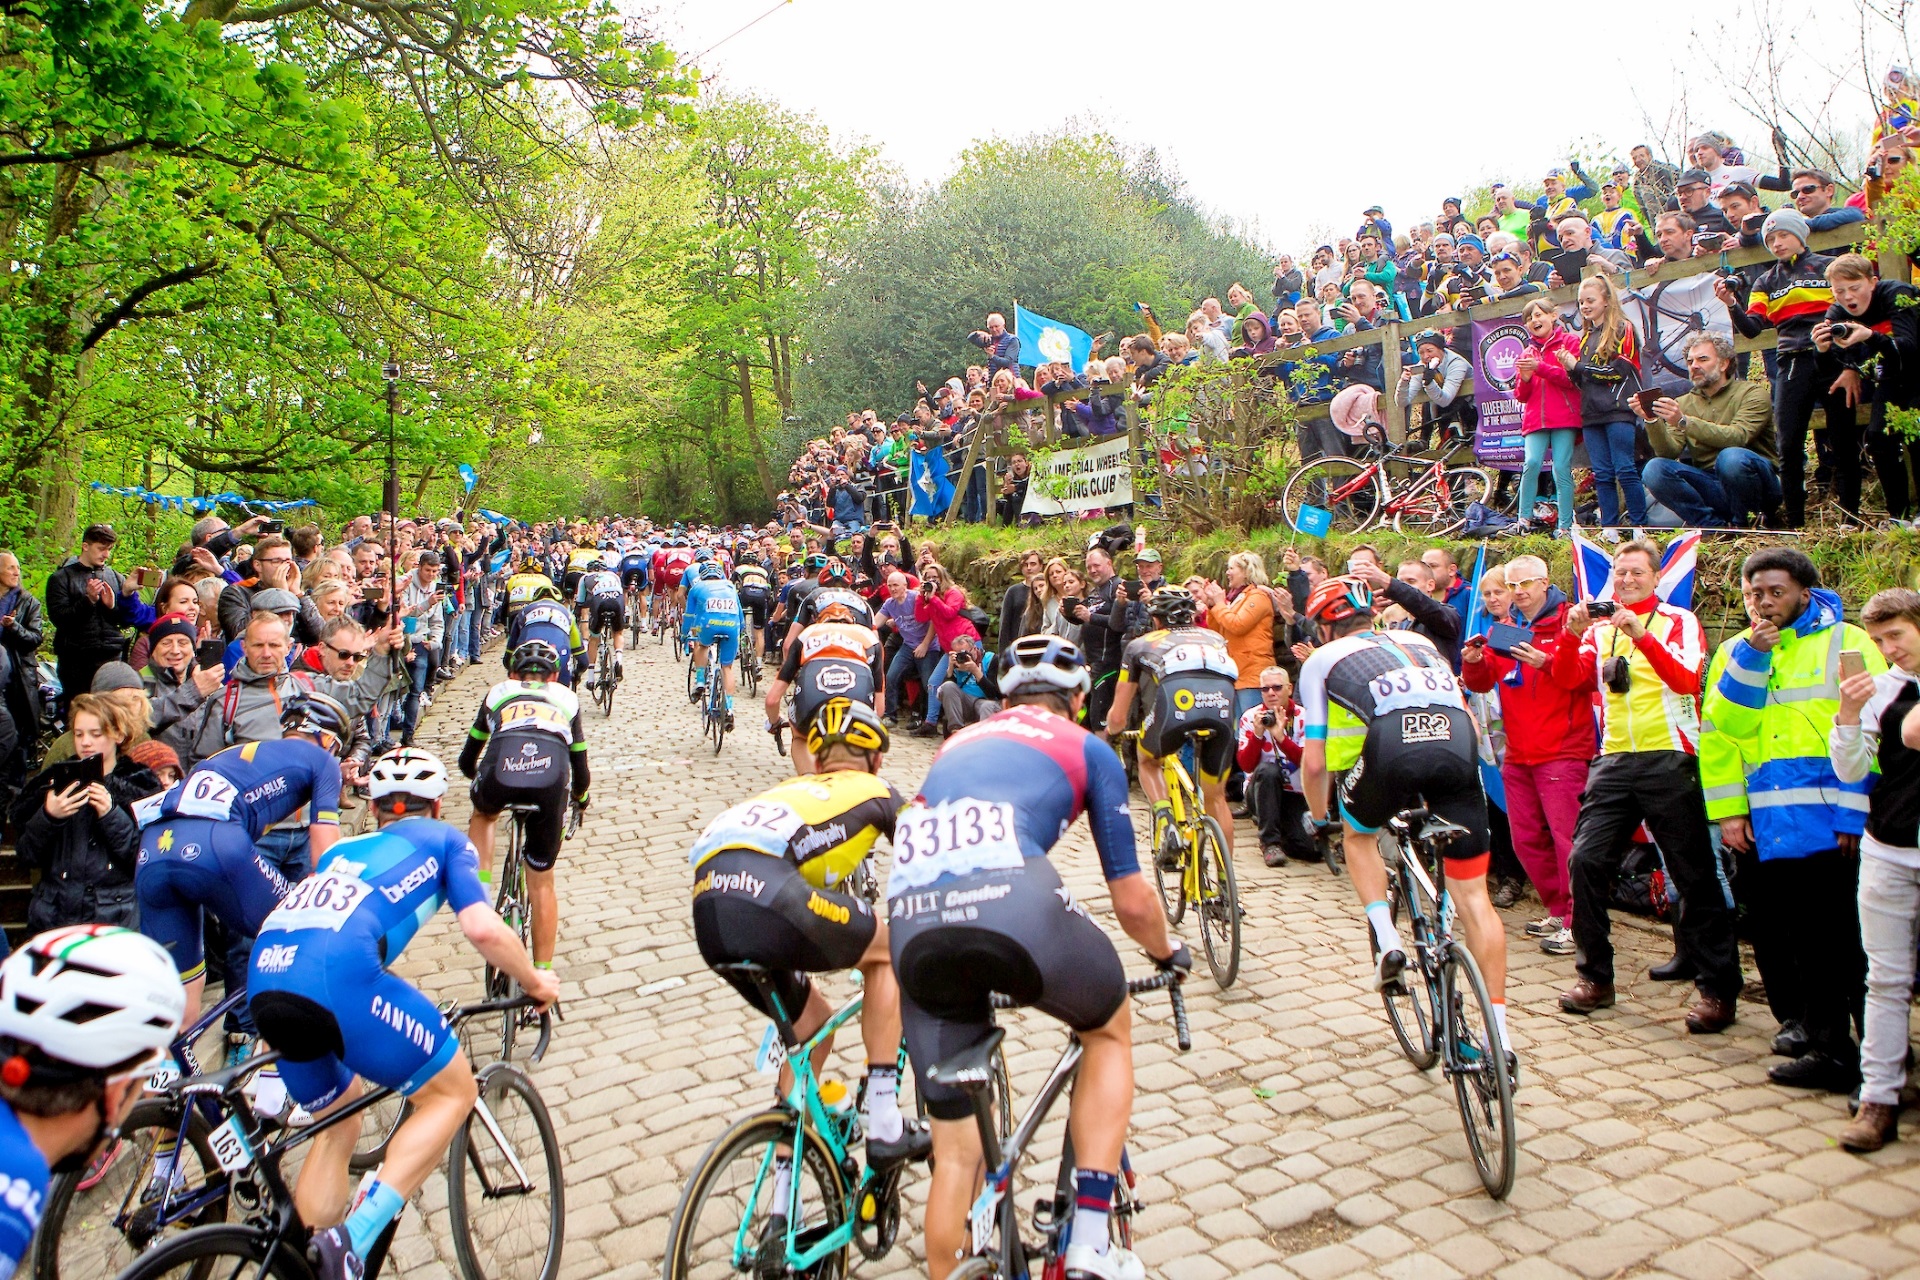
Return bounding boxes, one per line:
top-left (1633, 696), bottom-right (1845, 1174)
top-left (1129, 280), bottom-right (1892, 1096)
top-left (566, 548), bottom-right (600, 574)
top-left (793, 585), bottom-right (875, 631)
top-left (504, 600), bottom-right (585, 683)
top-left (618, 553), bottom-right (652, 589)
top-left (1297, 630), bottom-right (1467, 772)
top-left (0, 1100), bottom-right (46, 1276)
top-left (887, 705), bottom-right (1137, 1120)
top-left (1119, 626), bottom-right (1240, 779)
top-left (506, 572), bottom-right (560, 612)
top-left (576, 570), bottom-right (623, 605)
top-left (652, 547), bottom-right (695, 591)
top-left (684, 576), bottom-right (743, 665)
top-left (132, 738), bottom-right (343, 841)
top-left (249, 818), bottom-right (489, 1109)
top-left (778, 621), bottom-right (883, 727)
top-left (691, 769), bottom-right (906, 891)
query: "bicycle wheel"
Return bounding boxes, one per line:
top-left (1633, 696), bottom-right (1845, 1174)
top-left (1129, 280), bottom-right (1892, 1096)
top-left (1392, 466), bottom-right (1494, 537)
top-left (449, 1063), bottom-right (565, 1280)
top-left (35, 1099), bottom-right (225, 1280)
top-left (484, 834), bottom-right (530, 1063)
top-left (1152, 816), bottom-right (1186, 928)
top-left (1193, 816), bottom-right (1241, 988)
top-left (107, 1224), bottom-right (306, 1280)
top-left (710, 680), bottom-right (728, 755)
top-left (1445, 944), bottom-right (1517, 1199)
top-left (663, 1110), bottom-right (848, 1280)
top-left (1280, 457), bottom-right (1384, 533)
top-left (1377, 870), bottom-right (1439, 1071)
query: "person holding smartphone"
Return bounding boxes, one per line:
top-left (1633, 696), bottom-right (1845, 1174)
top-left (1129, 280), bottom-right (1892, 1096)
top-left (1815, 253), bottom-right (1920, 519)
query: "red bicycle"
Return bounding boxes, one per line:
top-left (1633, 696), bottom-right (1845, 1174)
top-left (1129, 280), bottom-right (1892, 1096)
top-left (1281, 428), bottom-right (1492, 536)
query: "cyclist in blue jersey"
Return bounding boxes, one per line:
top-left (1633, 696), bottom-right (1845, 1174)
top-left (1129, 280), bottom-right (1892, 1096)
top-left (889, 635), bottom-right (1188, 1280)
top-left (248, 747), bottom-right (558, 1280)
top-left (133, 693), bottom-right (354, 1025)
top-left (0, 926), bottom-right (183, 1274)
top-left (504, 592), bottom-right (585, 690)
top-left (684, 560), bottom-right (743, 726)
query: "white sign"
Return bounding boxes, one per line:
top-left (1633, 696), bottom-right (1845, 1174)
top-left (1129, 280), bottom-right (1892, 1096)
top-left (1020, 437), bottom-right (1133, 516)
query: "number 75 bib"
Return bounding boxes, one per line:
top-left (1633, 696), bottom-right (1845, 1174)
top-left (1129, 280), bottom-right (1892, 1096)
top-left (885, 800), bottom-right (1022, 898)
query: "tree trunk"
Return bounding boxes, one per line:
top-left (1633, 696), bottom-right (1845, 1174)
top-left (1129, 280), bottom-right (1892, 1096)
top-left (735, 355), bottom-right (779, 504)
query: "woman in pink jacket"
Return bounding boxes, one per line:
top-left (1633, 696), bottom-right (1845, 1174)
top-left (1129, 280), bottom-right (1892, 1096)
top-left (912, 561), bottom-right (981, 735)
top-left (1511, 298), bottom-right (1583, 534)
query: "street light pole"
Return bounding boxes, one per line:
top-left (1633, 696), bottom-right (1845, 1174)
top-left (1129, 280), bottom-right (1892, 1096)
top-left (383, 357), bottom-right (400, 597)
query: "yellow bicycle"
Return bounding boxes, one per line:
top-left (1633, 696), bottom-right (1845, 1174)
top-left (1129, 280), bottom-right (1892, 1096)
top-left (1124, 729), bottom-right (1240, 988)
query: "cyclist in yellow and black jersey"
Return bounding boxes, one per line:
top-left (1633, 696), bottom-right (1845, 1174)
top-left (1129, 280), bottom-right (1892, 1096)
top-left (1104, 585), bottom-right (1240, 869)
top-left (505, 561), bottom-right (562, 616)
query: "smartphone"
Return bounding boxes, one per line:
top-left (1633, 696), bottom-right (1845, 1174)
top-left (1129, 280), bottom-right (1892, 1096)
top-left (361, 584), bottom-right (386, 602)
top-left (259, 518), bottom-right (286, 534)
top-left (1839, 649), bottom-right (1867, 681)
top-left (138, 567), bottom-right (165, 590)
top-left (1634, 388), bottom-right (1664, 418)
top-left (1693, 231), bottom-right (1728, 252)
top-left (1587, 601), bottom-right (1618, 618)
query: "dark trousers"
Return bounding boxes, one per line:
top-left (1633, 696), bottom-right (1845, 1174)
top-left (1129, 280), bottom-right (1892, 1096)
top-left (1774, 350), bottom-right (1859, 525)
top-left (1086, 668), bottom-right (1119, 736)
top-left (1567, 752), bottom-right (1742, 999)
top-left (54, 646), bottom-right (122, 715)
top-left (1866, 397), bottom-right (1918, 520)
top-left (1248, 761), bottom-right (1315, 860)
top-left (1738, 847), bottom-right (1865, 1056)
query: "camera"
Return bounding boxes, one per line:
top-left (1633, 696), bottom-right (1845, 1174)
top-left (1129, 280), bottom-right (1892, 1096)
top-left (1587, 600), bottom-right (1617, 618)
top-left (1866, 162), bottom-right (1884, 181)
top-left (1602, 656), bottom-right (1632, 695)
top-left (1692, 231), bottom-right (1728, 252)
top-left (1259, 710), bottom-right (1278, 729)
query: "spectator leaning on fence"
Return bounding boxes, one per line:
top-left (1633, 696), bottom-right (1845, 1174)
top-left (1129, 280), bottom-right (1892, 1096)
top-left (1702, 548), bottom-right (1876, 1094)
top-left (1549, 539), bottom-right (1742, 1033)
top-left (1642, 334), bottom-right (1782, 528)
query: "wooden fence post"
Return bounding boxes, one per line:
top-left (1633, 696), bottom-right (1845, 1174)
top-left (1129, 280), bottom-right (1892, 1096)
top-left (943, 411), bottom-right (993, 524)
top-left (1379, 318), bottom-right (1405, 443)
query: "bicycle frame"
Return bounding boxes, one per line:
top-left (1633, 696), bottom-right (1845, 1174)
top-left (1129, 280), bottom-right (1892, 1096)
top-left (1159, 750), bottom-right (1207, 903)
top-left (1385, 828), bottom-right (1478, 1080)
top-left (121, 987), bottom-right (256, 1234)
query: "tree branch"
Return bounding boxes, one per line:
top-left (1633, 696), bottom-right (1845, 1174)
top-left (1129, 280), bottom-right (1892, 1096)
top-left (80, 262), bottom-right (224, 353)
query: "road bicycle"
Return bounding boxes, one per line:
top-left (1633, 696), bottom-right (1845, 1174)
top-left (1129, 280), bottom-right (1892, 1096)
top-left (589, 617), bottom-right (619, 716)
top-left (692, 642), bottom-right (731, 754)
top-left (1280, 428), bottom-right (1493, 537)
top-left (1370, 806), bottom-right (1517, 1199)
top-left (936, 970), bottom-right (1189, 1280)
top-left (111, 994), bottom-right (562, 1280)
top-left (737, 626), bottom-right (761, 698)
top-left (476, 802), bottom-right (573, 1065)
top-left (663, 962), bottom-right (989, 1280)
top-left (1121, 728), bottom-right (1240, 988)
top-left (627, 585), bottom-right (648, 648)
top-left (658, 598), bottom-right (685, 657)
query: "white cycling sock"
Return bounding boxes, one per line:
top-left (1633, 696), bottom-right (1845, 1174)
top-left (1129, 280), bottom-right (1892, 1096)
top-left (1364, 901), bottom-right (1401, 956)
top-left (862, 1065), bottom-right (903, 1143)
top-left (1490, 1000), bottom-right (1508, 1047)
top-left (770, 1156), bottom-right (794, 1216)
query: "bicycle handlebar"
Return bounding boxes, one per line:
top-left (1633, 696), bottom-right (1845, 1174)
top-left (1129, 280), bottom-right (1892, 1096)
top-left (1128, 969), bottom-right (1191, 1052)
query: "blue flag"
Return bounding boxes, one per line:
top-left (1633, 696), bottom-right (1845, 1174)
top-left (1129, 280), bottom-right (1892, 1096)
top-left (1014, 304), bottom-right (1092, 373)
top-left (458, 463), bottom-right (478, 492)
top-left (1295, 505), bottom-right (1333, 538)
top-left (909, 446), bottom-right (954, 518)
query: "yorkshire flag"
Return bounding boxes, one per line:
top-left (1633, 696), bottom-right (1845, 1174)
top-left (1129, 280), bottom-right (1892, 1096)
top-left (1015, 304), bottom-right (1092, 373)
top-left (909, 445), bottom-right (953, 518)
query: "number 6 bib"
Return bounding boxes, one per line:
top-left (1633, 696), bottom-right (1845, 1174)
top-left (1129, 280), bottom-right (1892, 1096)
top-left (886, 799), bottom-right (1022, 898)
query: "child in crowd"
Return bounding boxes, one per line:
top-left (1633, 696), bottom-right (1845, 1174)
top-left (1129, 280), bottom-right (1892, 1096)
top-left (1512, 299), bottom-right (1581, 534)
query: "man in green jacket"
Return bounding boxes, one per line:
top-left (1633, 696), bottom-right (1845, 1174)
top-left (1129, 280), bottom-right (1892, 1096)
top-left (1700, 546), bottom-right (1880, 1094)
top-left (1642, 334), bottom-right (1783, 527)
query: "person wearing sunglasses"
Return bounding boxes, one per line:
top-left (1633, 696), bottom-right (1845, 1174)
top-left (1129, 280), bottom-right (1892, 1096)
top-left (1788, 167), bottom-right (1865, 232)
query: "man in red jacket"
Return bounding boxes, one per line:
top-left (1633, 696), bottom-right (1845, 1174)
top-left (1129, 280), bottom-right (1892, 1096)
top-left (1462, 555), bottom-right (1595, 955)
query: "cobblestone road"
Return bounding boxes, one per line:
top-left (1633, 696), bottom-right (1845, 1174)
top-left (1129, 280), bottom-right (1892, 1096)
top-left (369, 636), bottom-right (1920, 1280)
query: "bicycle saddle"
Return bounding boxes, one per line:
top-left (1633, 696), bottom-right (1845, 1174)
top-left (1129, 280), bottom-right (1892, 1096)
top-left (1390, 808), bottom-right (1471, 850)
top-left (926, 1026), bottom-right (1006, 1090)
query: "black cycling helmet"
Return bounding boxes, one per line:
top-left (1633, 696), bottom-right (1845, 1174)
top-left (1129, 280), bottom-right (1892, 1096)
top-left (509, 638), bottom-right (562, 676)
top-left (588, 559), bottom-right (608, 572)
top-left (281, 691), bottom-right (354, 759)
top-left (1148, 584), bottom-right (1199, 627)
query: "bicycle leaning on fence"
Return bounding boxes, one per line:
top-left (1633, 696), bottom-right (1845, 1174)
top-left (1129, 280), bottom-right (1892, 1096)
top-left (1280, 424), bottom-right (1493, 537)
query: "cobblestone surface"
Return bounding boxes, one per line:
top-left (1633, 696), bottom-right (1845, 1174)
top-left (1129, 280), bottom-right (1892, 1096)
top-left (368, 638), bottom-right (1920, 1280)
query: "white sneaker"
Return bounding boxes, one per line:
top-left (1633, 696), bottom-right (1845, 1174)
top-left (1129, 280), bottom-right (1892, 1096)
top-left (1064, 1242), bottom-right (1145, 1280)
top-left (1540, 927), bottom-right (1575, 956)
top-left (1524, 914), bottom-right (1562, 938)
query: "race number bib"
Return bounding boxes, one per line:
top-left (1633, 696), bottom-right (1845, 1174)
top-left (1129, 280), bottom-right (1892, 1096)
top-left (261, 870), bottom-right (372, 933)
top-left (1368, 665), bottom-right (1462, 717)
top-left (498, 699), bottom-right (570, 734)
top-left (886, 800), bottom-right (1022, 898)
top-left (132, 791), bottom-right (171, 829)
top-left (175, 770), bottom-right (239, 822)
top-left (691, 799), bottom-right (805, 867)
top-left (1161, 642), bottom-right (1238, 680)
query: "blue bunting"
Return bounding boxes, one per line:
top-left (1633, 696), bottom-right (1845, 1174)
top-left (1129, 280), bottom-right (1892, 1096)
top-left (86, 482), bottom-right (319, 514)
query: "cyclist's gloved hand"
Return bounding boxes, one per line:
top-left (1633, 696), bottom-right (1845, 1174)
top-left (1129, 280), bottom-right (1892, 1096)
top-left (1156, 942), bottom-right (1193, 975)
top-left (574, 793), bottom-right (591, 811)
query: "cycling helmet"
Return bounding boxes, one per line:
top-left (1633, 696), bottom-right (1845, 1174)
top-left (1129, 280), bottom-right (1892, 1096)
top-left (520, 556), bottom-right (544, 574)
top-left (803, 552), bottom-right (829, 572)
top-left (815, 600), bottom-right (856, 625)
top-left (1304, 575), bottom-right (1374, 624)
top-left (694, 547), bottom-right (714, 563)
top-left (819, 558), bottom-right (851, 585)
top-left (0, 925), bottom-right (183, 1073)
top-left (509, 638), bottom-right (562, 676)
top-left (530, 582), bottom-right (563, 604)
top-left (588, 559), bottom-right (608, 573)
top-left (282, 691), bottom-right (354, 757)
top-left (1000, 634), bottom-right (1092, 697)
top-left (806, 697), bottom-right (890, 758)
top-left (1148, 584), bottom-right (1199, 627)
top-left (696, 562), bottom-right (726, 582)
top-left (366, 747), bottom-right (449, 802)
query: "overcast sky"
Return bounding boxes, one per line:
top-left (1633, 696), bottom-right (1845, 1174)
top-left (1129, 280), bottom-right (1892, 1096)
top-left (657, 0), bottom-right (1897, 253)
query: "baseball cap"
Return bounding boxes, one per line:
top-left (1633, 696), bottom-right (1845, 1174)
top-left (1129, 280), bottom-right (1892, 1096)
top-left (1363, 203), bottom-right (1384, 215)
top-left (1136, 548), bottom-right (1162, 564)
top-left (1544, 166), bottom-right (1568, 179)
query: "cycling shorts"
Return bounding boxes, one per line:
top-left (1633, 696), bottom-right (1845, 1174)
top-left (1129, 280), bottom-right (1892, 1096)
top-left (737, 585), bottom-right (772, 630)
top-left (794, 659), bottom-right (875, 730)
top-left (1337, 708), bottom-right (1489, 864)
top-left (136, 818), bottom-right (292, 982)
top-left (621, 569), bottom-right (650, 594)
top-left (890, 858), bottom-right (1125, 1121)
top-left (654, 565), bottom-right (688, 592)
top-left (1140, 674), bottom-right (1237, 782)
top-left (689, 623), bottom-right (740, 666)
top-left (586, 598), bottom-right (625, 636)
top-left (469, 731), bottom-right (571, 872)
top-left (249, 947), bottom-right (457, 1110)
top-left (692, 850), bottom-right (875, 1021)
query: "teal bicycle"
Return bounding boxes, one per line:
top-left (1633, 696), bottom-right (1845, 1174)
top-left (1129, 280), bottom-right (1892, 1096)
top-left (663, 962), bottom-right (1007, 1280)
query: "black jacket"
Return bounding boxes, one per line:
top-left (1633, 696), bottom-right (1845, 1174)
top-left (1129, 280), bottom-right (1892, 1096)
top-left (1827, 281), bottom-right (1920, 407)
top-left (12, 756), bottom-right (159, 931)
top-left (1078, 576), bottom-right (1125, 672)
top-left (0, 588), bottom-right (44, 775)
top-left (44, 560), bottom-right (130, 655)
top-left (1381, 578), bottom-right (1463, 671)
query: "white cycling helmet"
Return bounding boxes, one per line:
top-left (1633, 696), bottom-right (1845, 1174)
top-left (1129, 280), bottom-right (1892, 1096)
top-left (999, 634), bottom-right (1093, 697)
top-left (367, 747), bottom-right (449, 801)
top-left (0, 926), bottom-right (183, 1073)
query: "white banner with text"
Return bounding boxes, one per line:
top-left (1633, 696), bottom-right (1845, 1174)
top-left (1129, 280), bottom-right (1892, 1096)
top-left (1021, 436), bottom-right (1133, 516)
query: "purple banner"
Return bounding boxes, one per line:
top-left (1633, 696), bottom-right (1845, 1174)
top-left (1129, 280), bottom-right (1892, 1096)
top-left (1470, 316), bottom-right (1530, 472)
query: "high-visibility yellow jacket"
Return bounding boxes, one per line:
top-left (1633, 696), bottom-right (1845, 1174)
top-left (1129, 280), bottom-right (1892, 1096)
top-left (1700, 588), bottom-right (1883, 860)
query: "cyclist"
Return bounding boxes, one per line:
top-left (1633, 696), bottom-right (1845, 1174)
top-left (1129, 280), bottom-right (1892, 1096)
top-left (1103, 585), bottom-right (1241, 868)
top-left (771, 552), bottom-right (830, 654)
top-left (652, 536), bottom-right (696, 632)
top-left (460, 639), bottom-right (589, 973)
top-left (575, 558), bottom-right (626, 690)
top-left (890, 635), bottom-right (1187, 1280)
top-left (619, 542), bottom-right (654, 630)
top-left (247, 748), bottom-right (560, 1280)
top-left (504, 558), bottom-right (559, 617)
top-left (561, 542), bottom-right (599, 602)
top-left (0, 926), bottom-right (184, 1274)
top-left (132, 692), bottom-right (355, 1025)
top-left (764, 599), bottom-right (885, 774)
top-left (503, 582), bottom-right (585, 690)
top-left (688, 698), bottom-right (927, 1177)
top-left (1295, 578), bottom-right (1510, 1047)
top-left (789, 557), bottom-right (877, 638)
top-left (732, 552), bottom-right (775, 661)
top-left (683, 561), bottom-right (744, 725)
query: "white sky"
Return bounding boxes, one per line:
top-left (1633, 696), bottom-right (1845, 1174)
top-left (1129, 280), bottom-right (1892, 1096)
top-left (657, 0), bottom-right (1896, 254)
